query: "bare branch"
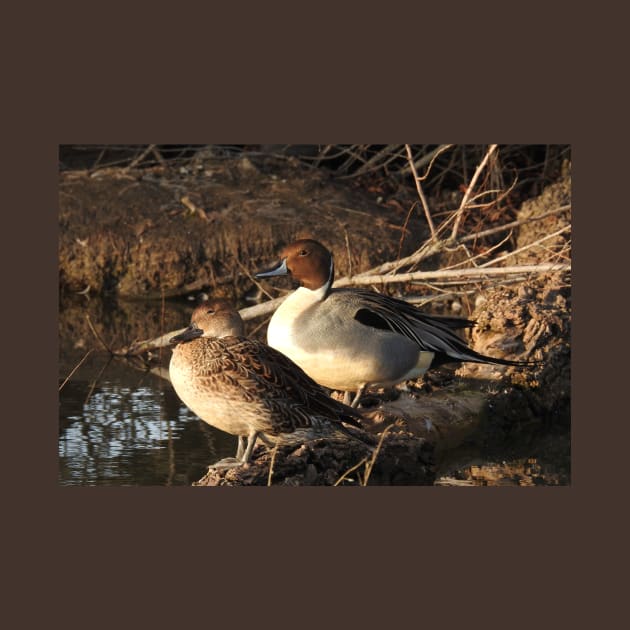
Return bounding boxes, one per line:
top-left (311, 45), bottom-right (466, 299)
top-left (334, 456), bottom-right (369, 486)
top-left (86, 314), bottom-right (115, 354)
top-left (478, 226), bottom-right (571, 268)
top-left (59, 349), bottom-right (93, 391)
top-left (460, 204), bottom-right (570, 243)
top-left (122, 328), bottom-right (187, 356)
top-left (333, 263), bottom-right (570, 287)
top-left (450, 144), bottom-right (498, 240)
top-left (405, 144), bottom-right (436, 239)
top-left (351, 144), bottom-right (404, 177)
top-left (127, 144), bottom-right (157, 169)
top-left (361, 423), bottom-right (396, 486)
top-left (398, 144), bottom-right (453, 178)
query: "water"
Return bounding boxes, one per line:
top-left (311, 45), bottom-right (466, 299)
top-left (59, 295), bottom-right (570, 486)
top-left (58, 295), bottom-right (238, 485)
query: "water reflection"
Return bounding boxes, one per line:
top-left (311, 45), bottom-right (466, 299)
top-left (58, 296), bottom-right (238, 486)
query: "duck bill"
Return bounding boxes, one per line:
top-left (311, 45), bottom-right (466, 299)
top-left (170, 324), bottom-right (204, 344)
top-left (255, 257), bottom-right (289, 279)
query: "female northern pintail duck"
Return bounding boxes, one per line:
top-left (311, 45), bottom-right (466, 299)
top-left (169, 298), bottom-right (364, 468)
top-left (256, 239), bottom-right (536, 407)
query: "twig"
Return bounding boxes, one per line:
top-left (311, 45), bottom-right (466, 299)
top-left (478, 226), bottom-right (571, 268)
top-left (85, 314), bottom-right (115, 354)
top-left (349, 237), bottom-right (444, 279)
top-left (84, 355), bottom-right (113, 405)
top-left (334, 456), bottom-right (369, 486)
top-left (343, 229), bottom-right (353, 279)
top-left (159, 288), bottom-right (166, 364)
top-left (151, 146), bottom-right (166, 167)
top-left (334, 145), bottom-right (368, 174)
top-left (439, 232), bottom-right (514, 271)
top-left (235, 258), bottom-right (275, 300)
top-left (398, 144), bottom-right (453, 178)
top-left (450, 144), bottom-right (498, 240)
top-left (344, 144), bottom-right (404, 178)
top-left (410, 275), bottom-right (528, 290)
top-left (91, 148), bottom-right (107, 171)
top-left (331, 179), bottom-right (565, 282)
top-left (361, 424), bottom-right (396, 486)
top-left (313, 144), bottom-right (335, 167)
top-left (59, 349), bottom-right (93, 391)
top-left (123, 328), bottom-right (186, 356)
top-left (267, 443), bottom-right (279, 486)
top-left (397, 201), bottom-right (418, 261)
top-left (405, 144), bottom-right (436, 239)
top-left (335, 263), bottom-right (570, 287)
top-left (460, 204), bottom-right (570, 243)
top-left (127, 144), bottom-right (157, 169)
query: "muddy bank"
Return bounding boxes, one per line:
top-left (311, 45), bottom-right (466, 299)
top-left (59, 155), bottom-right (426, 300)
top-left (59, 153), bottom-right (571, 486)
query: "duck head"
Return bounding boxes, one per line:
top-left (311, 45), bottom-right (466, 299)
top-left (255, 239), bottom-right (334, 292)
top-left (170, 298), bottom-right (244, 344)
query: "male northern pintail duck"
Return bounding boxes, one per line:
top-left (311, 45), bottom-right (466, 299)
top-left (169, 298), bottom-right (364, 468)
top-left (256, 239), bottom-right (537, 407)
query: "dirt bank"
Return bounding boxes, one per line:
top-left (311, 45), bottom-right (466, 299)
top-left (59, 155), bottom-right (426, 300)
top-left (59, 151), bottom-right (571, 485)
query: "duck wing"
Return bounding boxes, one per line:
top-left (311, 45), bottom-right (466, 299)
top-left (337, 288), bottom-right (534, 367)
top-left (208, 336), bottom-right (364, 432)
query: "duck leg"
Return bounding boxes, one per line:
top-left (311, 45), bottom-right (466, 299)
top-left (206, 432), bottom-right (265, 470)
top-left (349, 384), bottom-right (367, 408)
top-left (206, 436), bottom-right (248, 470)
top-left (235, 435), bottom-right (245, 460)
top-left (241, 430), bottom-right (261, 464)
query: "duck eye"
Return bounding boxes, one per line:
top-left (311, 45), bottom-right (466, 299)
top-left (206, 308), bottom-right (215, 314)
top-left (298, 249), bottom-right (308, 257)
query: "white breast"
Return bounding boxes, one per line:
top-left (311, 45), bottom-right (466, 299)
top-left (267, 286), bottom-right (323, 352)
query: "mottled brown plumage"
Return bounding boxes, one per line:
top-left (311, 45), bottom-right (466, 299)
top-left (169, 298), bottom-right (363, 467)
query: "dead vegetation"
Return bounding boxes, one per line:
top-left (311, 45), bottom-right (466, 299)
top-left (59, 144), bottom-right (571, 485)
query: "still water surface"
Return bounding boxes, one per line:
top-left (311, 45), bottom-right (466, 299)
top-left (58, 295), bottom-right (239, 485)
